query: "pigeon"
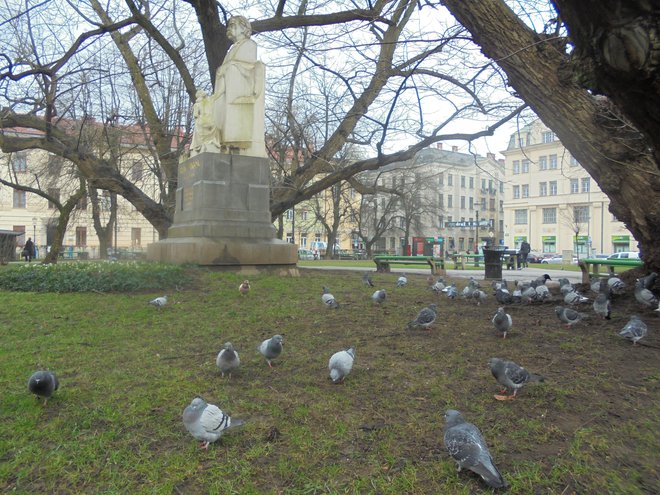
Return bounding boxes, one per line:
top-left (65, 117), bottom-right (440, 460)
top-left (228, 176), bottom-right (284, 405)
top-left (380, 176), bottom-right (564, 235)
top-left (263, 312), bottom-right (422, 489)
top-left (564, 290), bottom-right (589, 306)
top-left (396, 274), bottom-right (408, 287)
top-left (555, 306), bottom-right (585, 327)
top-left (362, 272), bottom-right (375, 287)
top-left (462, 285), bottom-right (474, 299)
top-left (431, 280), bottom-right (446, 294)
top-left (489, 357), bottom-right (544, 400)
top-left (511, 287), bottom-right (522, 304)
top-left (182, 397), bottom-right (245, 450)
top-left (216, 342), bottom-right (241, 378)
top-left (328, 347), bottom-right (355, 383)
top-left (521, 286), bottom-right (538, 304)
top-left (444, 284), bottom-right (458, 299)
top-left (560, 283), bottom-right (576, 296)
top-left (407, 304), bottom-right (438, 331)
top-left (593, 293), bottom-right (612, 320)
top-left (28, 370), bottom-right (59, 404)
top-left (372, 289), bottom-right (386, 305)
top-left (495, 288), bottom-right (513, 305)
top-left (535, 274), bottom-right (552, 286)
top-left (472, 289), bottom-right (487, 306)
top-left (590, 277), bottom-right (603, 295)
top-left (149, 295), bottom-right (167, 309)
top-left (443, 409), bottom-right (508, 489)
top-left (607, 276), bottom-right (626, 295)
top-left (491, 307), bottom-right (512, 339)
top-left (238, 280), bottom-right (250, 295)
top-left (321, 286), bottom-right (339, 309)
top-left (618, 315), bottom-right (647, 345)
top-left (638, 272), bottom-right (657, 291)
top-left (535, 284), bottom-right (551, 302)
top-left (634, 279), bottom-right (659, 309)
top-left (257, 334), bottom-right (283, 368)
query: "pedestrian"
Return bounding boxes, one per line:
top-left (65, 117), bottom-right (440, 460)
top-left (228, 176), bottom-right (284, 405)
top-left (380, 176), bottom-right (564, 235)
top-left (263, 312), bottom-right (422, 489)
top-left (23, 237), bottom-right (35, 262)
top-left (519, 240), bottom-right (531, 268)
top-left (313, 248), bottom-right (319, 260)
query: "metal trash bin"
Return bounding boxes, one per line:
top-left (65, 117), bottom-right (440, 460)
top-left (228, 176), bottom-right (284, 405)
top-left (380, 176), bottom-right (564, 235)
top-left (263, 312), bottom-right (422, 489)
top-left (483, 247), bottom-right (506, 279)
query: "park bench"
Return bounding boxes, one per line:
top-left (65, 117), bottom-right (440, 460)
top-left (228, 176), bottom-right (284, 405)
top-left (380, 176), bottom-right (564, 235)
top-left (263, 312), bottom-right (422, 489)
top-left (451, 253), bottom-right (484, 270)
top-left (373, 255), bottom-right (445, 275)
top-left (578, 258), bottom-right (643, 284)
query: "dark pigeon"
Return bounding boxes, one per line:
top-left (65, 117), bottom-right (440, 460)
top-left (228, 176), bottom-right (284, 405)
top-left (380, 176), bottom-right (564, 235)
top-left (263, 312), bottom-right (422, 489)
top-left (489, 357), bottom-right (544, 400)
top-left (407, 304), bottom-right (437, 331)
top-left (28, 370), bottom-right (59, 405)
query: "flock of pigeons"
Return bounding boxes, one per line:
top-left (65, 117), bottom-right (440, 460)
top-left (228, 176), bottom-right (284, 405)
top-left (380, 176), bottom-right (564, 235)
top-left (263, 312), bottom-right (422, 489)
top-left (26, 269), bottom-right (658, 489)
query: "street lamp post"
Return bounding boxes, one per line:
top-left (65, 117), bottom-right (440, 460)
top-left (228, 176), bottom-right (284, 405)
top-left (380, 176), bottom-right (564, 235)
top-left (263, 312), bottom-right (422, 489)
top-left (474, 210), bottom-right (479, 252)
top-left (32, 217), bottom-right (37, 258)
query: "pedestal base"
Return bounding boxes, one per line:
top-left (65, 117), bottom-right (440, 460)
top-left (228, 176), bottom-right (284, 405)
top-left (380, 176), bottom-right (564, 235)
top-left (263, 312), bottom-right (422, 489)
top-left (147, 237), bottom-right (298, 273)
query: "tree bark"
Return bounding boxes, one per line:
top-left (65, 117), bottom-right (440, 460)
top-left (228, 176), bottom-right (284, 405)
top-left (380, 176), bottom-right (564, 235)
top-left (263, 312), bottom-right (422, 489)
top-left (442, 0), bottom-right (660, 271)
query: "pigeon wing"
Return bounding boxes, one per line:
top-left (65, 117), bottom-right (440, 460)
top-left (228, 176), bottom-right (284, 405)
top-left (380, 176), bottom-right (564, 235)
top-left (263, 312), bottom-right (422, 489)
top-left (199, 404), bottom-right (231, 435)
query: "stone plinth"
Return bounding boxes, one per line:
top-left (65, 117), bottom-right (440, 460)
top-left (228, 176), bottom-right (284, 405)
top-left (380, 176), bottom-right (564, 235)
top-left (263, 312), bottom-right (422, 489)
top-left (148, 152), bottom-right (297, 269)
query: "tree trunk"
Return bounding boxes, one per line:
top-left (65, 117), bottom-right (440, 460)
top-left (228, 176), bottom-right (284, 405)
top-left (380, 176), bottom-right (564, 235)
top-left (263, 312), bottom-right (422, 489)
top-left (42, 184), bottom-right (87, 264)
top-left (442, 0), bottom-right (660, 271)
top-left (88, 186), bottom-right (116, 260)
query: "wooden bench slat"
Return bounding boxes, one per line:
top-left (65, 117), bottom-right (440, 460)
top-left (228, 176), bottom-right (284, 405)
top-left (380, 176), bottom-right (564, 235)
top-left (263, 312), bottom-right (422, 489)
top-left (578, 259), bottom-right (643, 284)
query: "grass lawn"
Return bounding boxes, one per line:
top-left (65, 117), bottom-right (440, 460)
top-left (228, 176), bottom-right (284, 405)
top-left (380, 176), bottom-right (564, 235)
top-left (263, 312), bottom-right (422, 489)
top-left (1, 267), bottom-right (658, 494)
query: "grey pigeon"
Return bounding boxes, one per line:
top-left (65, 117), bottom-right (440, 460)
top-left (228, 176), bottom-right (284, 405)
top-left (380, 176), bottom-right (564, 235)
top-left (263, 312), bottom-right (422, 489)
top-left (491, 307), bottom-right (512, 339)
top-left (564, 290), bottom-right (589, 306)
top-left (521, 286), bottom-right (538, 304)
top-left (328, 347), bottom-right (355, 383)
top-left (372, 289), bottom-right (387, 305)
top-left (258, 334), bottom-right (283, 368)
top-left (495, 288), bottom-right (513, 305)
top-left (535, 274), bottom-right (551, 286)
top-left (590, 276), bottom-right (603, 295)
top-left (555, 306), bottom-right (584, 327)
top-left (618, 315), bottom-right (647, 345)
top-left (638, 272), bottom-right (657, 291)
top-left (362, 272), bottom-right (375, 287)
top-left (593, 293), bottom-right (612, 320)
top-left (607, 276), bottom-right (626, 295)
top-left (216, 342), bottom-right (241, 378)
top-left (511, 288), bottom-right (522, 303)
top-left (28, 370), bottom-right (59, 404)
top-left (462, 285), bottom-right (474, 299)
top-left (634, 279), bottom-right (659, 309)
top-left (407, 304), bottom-right (437, 331)
top-left (182, 397), bottom-right (245, 449)
top-left (443, 409), bottom-right (507, 489)
top-left (396, 274), bottom-right (408, 287)
top-left (149, 295), bottom-right (167, 309)
top-left (444, 284), bottom-right (458, 299)
top-left (321, 286), bottom-right (339, 309)
top-left (560, 283), bottom-right (576, 296)
top-left (472, 290), bottom-right (487, 306)
top-left (489, 357), bottom-right (544, 400)
top-left (535, 284), bottom-right (551, 302)
top-left (431, 280), bottom-right (446, 294)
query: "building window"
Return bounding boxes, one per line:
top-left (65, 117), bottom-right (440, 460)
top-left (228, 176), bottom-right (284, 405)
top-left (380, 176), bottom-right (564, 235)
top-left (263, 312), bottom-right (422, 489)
top-left (469, 197), bottom-right (474, 210)
top-left (438, 215), bottom-right (444, 228)
top-left (512, 161), bottom-right (520, 174)
top-left (481, 178), bottom-right (487, 190)
top-left (570, 179), bottom-right (579, 194)
top-left (448, 174), bottom-right (453, 186)
top-left (130, 227), bottom-right (140, 247)
top-left (460, 196), bottom-right (466, 209)
top-left (549, 181), bottom-right (557, 196)
top-left (499, 181), bottom-right (504, 193)
top-left (570, 155), bottom-right (579, 167)
top-left (286, 209), bottom-right (294, 220)
top-left (581, 177), bottom-right (590, 193)
top-left (499, 200), bottom-right (504, 212)
top-left (48, 188), bottom-right (60, 209)
top-left (461, 176), bottom-right (466, 188)
top-left (539, 182), bottom-right (547, 196)
top-left (286, 233), bottom-right (293, 243)
top-left (438, 194), bottom-right (444, 207)
top-left (481, 197), bottom-right (486, 210)
top-left (543, 239), bottom-right (556, 253)
top-left (489, 198), bottom-right (495, 211)
top-left (514, 209), bottom-right (528, 225)
top-left (300, 234), bottom-right (307, 248)
top-left (438, 173), bottom-right (443, 186)
top-left (522, 184), bottom-right (529, 198)
top-left (539, 156), bottom-right (547, 170)
top-left (513, 185), bottom-right (520, 199)
top-left (13, 190), bottom-right (26, 208)
top-left (448, 195), bottom-right (453, 208)
top-left (521, 159), bottom-right (529, 173)
top-left (549, 154), bottom-right (557, 169)
top-left (399, 217), bottom-right (405, 229)
top-left (12, 152), bottom-right (28, 172)
top-left (76, 226), bottom-right (88, 247)
top-left (469, 177), bottom-right (474, 189)
top-left (542, 131), bottom-right (555, 143)
top-left (458, 237), bottom-right (465, 251)
top-left (301, 210), bottom-right (308, 221)
top-left (574, 206), bottom-right (589, 224)
top-left (101, 191), bottom-right (112, 211)
top-left (542, 208), bottom-right (557, 224)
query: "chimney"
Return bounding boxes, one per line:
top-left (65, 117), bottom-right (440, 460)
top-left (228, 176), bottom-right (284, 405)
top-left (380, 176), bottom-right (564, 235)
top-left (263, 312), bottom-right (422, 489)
top-left (487, 152), bottom-right (495, 160)
top-left (436, 143), bottom-right (443, 150)
top-left (498, 158), bottom-right (505, 166)
top-left (451, 145), bottom-right (458, 152)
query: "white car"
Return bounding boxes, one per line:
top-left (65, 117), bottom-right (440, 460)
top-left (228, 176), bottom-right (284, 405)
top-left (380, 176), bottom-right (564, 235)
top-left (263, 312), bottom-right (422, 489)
top-left (298, 249), bottom-right (315, 260)
top-left (608, 252), bottom-right (640, 260)
top-left (541, 255), bottom-right (578, 264)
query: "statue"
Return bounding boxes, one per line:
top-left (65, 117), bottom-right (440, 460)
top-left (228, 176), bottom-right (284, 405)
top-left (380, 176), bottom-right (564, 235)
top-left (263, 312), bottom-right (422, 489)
top-left (190, 16), bottom-right (266, 158)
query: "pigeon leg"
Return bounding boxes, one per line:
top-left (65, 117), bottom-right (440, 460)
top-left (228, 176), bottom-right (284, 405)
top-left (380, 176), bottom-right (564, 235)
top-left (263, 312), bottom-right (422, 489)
top-left (200, 441), bottom-right (210, 450)
top-left (267, 360), bottom-right (273, 368)
top-left (502, 333), bottom-right (507, 339)
top-left (494, 394), bottom-right (515, 401)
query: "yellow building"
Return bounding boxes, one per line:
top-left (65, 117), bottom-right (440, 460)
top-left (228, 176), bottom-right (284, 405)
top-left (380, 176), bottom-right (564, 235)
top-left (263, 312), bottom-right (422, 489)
top-left (502, 119), bottom-right (636, 256)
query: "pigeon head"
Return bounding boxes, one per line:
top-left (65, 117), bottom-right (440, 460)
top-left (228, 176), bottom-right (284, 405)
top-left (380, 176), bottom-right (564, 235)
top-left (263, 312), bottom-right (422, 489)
top-left (428, 304), bottom-right (438, 312)
top-left (346, 347), bottom-right (356, 358)
top-left (443, 409), bottom-right (465, 428)
top-left (543, 274), bottom-right (551, 281)
top-left (223, 342), bottom-right (235, 352)
top-left (554, 306), bottom-right (563, 316)
top-left (190, 397), bottom-right (207, 409)
top-left (488, 357), bottom-right (503, 368)
top-left (271, 335), bottom-right (284, 346)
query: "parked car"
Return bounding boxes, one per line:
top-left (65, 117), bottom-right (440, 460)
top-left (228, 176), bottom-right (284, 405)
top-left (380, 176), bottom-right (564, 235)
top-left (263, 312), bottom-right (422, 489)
top-left (337, 249), bottom-right (357, 260)
top-left (297, 248), bottom-right (315, 260)
top-left (527, 252), bottom-right (545, 263)
top-left (592, 253), bottom-right (611, 259)
top-left (608, 252), bottom-right (640, 260)
top-left (541, 255), bottom-right (578, 264)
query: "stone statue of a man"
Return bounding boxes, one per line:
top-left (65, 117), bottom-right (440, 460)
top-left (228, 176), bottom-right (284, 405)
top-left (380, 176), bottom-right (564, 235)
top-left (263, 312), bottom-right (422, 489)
top-left (190, 16), bottom-right (266, 158)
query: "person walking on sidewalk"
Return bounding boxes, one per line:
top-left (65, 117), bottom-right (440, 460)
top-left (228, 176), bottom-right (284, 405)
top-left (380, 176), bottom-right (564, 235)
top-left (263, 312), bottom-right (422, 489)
top-left (519, 240), bottom-right (531, 269)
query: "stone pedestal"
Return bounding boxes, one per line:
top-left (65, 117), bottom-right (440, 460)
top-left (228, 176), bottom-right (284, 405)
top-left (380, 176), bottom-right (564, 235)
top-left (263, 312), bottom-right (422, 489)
top-left (148, 152), bottom-right (297, 271)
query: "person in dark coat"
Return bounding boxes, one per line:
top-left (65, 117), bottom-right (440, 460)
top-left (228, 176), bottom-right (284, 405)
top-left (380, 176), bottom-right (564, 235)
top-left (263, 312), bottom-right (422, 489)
top-left (23, 237), bottom-right (35, 262)
top-left (519, 240), bottom-right (531, 268)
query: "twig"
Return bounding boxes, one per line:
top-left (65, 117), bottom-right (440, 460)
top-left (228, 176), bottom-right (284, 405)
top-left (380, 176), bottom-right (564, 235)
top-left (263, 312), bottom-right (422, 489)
top-left (636, 341), bottom-right (660, 349)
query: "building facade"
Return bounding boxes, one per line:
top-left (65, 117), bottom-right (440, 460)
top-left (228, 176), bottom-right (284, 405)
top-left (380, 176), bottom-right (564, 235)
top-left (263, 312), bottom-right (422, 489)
top-left (502, 119), bottom-right (635, 256)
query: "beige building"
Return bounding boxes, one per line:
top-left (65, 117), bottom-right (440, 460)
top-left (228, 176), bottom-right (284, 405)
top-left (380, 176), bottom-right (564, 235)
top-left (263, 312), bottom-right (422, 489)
top-left (502, 119), bottom-right (636, 256)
